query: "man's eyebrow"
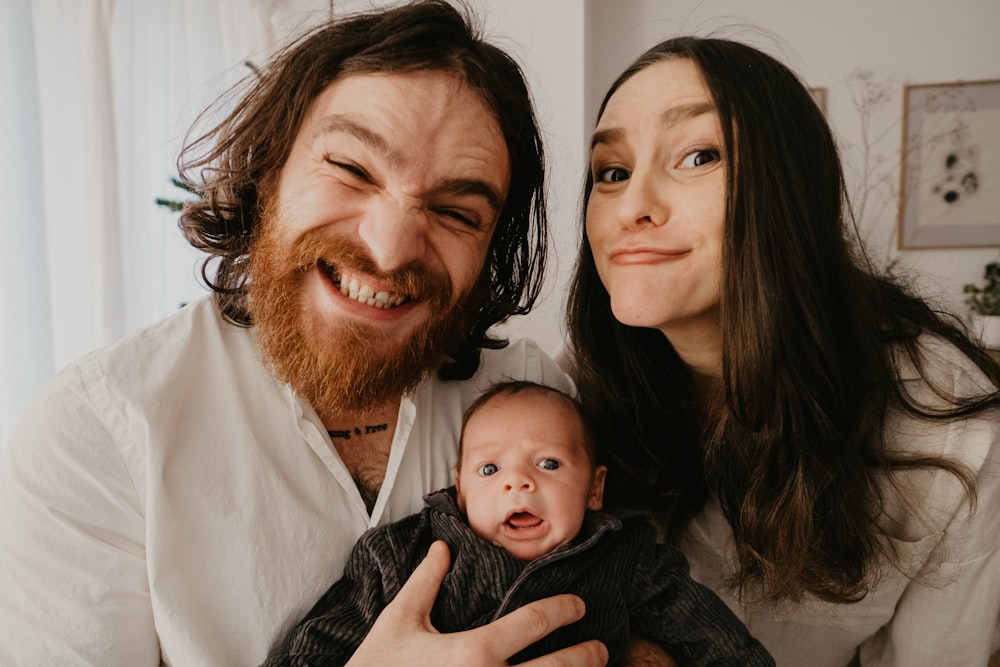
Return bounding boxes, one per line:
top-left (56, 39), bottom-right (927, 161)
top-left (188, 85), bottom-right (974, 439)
top-left (437, 178), bottom-right (506, 219)
top-left (590, 101), bottom-right (716, 151)
top-left (311, 114), bottom-right (505, 216)
top-left (311, 115), bottom-right (396, 163)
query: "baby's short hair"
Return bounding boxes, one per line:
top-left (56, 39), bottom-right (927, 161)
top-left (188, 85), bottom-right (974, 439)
top-left (458, 381), bottom-right (601, 466)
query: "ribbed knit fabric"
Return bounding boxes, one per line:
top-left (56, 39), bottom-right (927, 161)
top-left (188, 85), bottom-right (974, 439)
top-left (262, 488), bottom-right (773, 666)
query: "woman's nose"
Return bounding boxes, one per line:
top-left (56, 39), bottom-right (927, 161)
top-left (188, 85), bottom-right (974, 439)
top-left (357, 196), bottom-right (428, 270)
top-left (616, 169), bottom-right (669, 229)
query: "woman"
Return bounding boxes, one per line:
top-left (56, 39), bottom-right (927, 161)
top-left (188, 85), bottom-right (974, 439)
top-left (568, 36), bottom-right (1000, 666)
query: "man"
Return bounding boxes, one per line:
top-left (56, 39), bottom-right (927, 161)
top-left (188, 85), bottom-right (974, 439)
top-left (0, 2), bottom-right (607, 665)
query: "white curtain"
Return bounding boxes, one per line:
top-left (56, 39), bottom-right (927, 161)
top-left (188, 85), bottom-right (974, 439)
top-left (0, 0), bottom-right (329, 444)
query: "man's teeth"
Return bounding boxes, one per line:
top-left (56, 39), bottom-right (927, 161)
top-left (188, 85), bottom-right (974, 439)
top-left (338, 274), bottom-right (407, 309)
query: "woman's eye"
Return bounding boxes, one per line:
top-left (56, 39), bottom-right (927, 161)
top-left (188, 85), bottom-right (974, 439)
top-left (478, 463), bottom-right (499, 476)
top-left (537, 459), bottom-right (560, 471)
top-left (595, 166), bottom-right (630, 183)
top-left (679, 149), bottom-right (720, 169)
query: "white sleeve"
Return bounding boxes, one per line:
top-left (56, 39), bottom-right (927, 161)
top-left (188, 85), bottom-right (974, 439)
top-left (858, 411), bottom-right (1000, 665)
top-left (0, 367), bottom-right (159, 666)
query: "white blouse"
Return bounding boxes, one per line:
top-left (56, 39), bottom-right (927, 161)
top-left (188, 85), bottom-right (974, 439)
top-left (682, 336), bottom-right (1000, 666)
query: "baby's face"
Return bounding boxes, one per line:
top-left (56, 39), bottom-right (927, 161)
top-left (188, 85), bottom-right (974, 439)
top-left (455, 391), bottom-right (606, 561)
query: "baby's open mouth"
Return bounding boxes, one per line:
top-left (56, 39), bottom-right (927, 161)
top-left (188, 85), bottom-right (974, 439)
top-left (320, 261), bottom-right (411, 309)
top-left (506, 512), bottom-right (543, 529)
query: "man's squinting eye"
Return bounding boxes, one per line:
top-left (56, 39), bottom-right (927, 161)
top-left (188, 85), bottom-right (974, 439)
top-left (537, 459), bottom-right (560, 471)
top-left (679, 149), bottom-right (720, 168)
top-left (478, 463), bottom-right (499, 476)
top-left (595, 166), bottom-right (630, 184)
top-left (326, 157), bottom-right (372, 182)
top-left (434, 208), bottom-right (481, 230)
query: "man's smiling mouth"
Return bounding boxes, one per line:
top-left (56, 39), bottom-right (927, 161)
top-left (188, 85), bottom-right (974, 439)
top-left (319, 261), bottom-right (412, 309)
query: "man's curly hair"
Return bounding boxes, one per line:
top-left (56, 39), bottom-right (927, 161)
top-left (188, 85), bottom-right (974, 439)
top-left (176, 0), bottom-right (547, 380)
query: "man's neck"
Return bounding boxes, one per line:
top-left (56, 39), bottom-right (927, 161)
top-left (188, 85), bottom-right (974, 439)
top-left (317, 400), bottom-right (401, 515)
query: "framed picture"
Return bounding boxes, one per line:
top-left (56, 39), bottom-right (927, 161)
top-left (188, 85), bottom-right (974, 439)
top-left (809, 87), bottom-right (827, 114)
top-left (898, 78), bottom-right (1000, 248)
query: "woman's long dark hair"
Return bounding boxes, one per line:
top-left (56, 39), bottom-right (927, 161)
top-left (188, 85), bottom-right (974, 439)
top-left (177, 0), bottom-right (547, 380)
top-left (568, 36), bottom-right (1000, 603)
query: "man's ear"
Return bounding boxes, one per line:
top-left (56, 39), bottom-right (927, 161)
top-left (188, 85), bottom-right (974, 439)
top-left (588, 465), bottom-right (607, 511)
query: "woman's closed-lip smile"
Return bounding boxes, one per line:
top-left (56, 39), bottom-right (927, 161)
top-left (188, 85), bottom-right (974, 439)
top-left (610, 247), bottom-right (689, 264)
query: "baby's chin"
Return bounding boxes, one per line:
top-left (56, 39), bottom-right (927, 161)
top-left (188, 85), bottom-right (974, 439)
top-left (505, 544), bottom-right (549, 562)
top-left (493, 535), bottom-right (571, 562)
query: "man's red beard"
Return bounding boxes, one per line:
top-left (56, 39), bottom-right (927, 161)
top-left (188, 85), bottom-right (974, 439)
top-left (247, 209), bottom-right (483, 417)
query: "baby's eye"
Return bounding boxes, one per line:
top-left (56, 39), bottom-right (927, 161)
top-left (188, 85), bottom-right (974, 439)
top-left (595, 166), bottom-right (630, 183)
top-left (478, 463), bottom-right (499, 476)
top-left (537, 459), bottom-right (560, 471)
top-left (679, 149), bottom-right (720, 169)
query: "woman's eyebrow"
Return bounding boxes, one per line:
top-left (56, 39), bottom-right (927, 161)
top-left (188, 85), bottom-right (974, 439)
top-left (658, 101), bottom-right (715, 129)
top-left (590, 101), bottom-right (716, 151)
top-left (590, 127), bottom-right (623, 151)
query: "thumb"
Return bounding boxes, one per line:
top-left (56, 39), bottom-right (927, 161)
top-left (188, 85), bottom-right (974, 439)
top-left (389, 540), bottom-right (451, 626)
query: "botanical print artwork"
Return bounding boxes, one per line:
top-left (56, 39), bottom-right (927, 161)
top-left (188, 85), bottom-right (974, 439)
top-left (916, 109), bottom-right (1000, 229)
top-left (899, 79), bottom-right (1000, 248)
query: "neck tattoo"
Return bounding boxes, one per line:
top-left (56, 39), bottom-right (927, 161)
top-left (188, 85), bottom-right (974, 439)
top-left (328, 423), bottom-right (389, 441)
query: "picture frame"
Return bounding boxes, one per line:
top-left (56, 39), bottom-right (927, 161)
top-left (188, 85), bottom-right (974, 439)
top-left (898, 78), bottom-right (1000, 249)
top-left (809, 87), bottom-right (827, 114)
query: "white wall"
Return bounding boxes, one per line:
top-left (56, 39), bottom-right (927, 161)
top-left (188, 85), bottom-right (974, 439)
top-left (471, 0), bottom-right (586, 355)
top-left (580, 0), bottom-right (1000, 335)
top-left (17, 0), bottom-right (999, 379)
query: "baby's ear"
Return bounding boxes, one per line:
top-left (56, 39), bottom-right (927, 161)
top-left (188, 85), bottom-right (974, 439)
top-left (588, 466), bottom-right (608, 511)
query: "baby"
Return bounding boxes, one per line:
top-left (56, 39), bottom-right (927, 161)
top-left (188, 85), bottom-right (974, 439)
top-left (263, 381), bottom-right (773, 666)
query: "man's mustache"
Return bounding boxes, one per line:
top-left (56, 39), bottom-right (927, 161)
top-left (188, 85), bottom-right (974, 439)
top-left (288, 230), bottom-right (454, 312)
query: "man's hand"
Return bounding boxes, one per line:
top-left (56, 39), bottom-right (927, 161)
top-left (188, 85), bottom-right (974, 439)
top-left (346, 540), bottom-right (609, 667)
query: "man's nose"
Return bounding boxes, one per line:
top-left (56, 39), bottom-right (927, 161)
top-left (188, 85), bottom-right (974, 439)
top-left (357, 196), bottom-right (428, 271)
